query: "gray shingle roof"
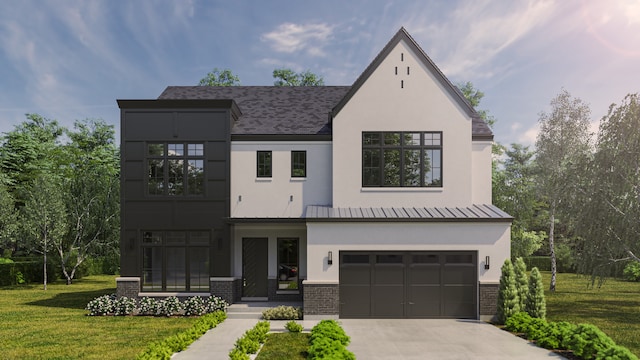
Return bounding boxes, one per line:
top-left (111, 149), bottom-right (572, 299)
top-left (159, 86), bottom-right (350, 136)
top-left (304, 204), bottom-right (512, 222)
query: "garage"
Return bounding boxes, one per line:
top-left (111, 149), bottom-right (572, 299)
top-left (339, 251), bottom-right (477, 318)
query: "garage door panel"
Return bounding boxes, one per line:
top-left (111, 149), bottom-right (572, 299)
top-left (341, 265), bottom-right (371, 284)
top-left (409, 264), bottom-right (440, 284)
top-left (444, 285), bottom-right (476, 302)
top-left (444, 301), bottom-right (476, 318)
top-left (374, 265), bottom-right (404, 284)
top-left (373, 285), bottom-right (404, 317)
top-left (408, 285), bottom-right (441, 317)
top-left (442, 265), bottom-right (475, 284)
top-left (340, 285), bottom-right (371, 317)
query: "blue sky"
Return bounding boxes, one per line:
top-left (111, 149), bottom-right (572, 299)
top-left (1, 0), bottom-right (639, 146)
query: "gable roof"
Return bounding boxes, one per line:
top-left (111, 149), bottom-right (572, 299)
top-left (331, 27), bottom-right (493, 141)
top-left (159, 86), bottom-right (350, 138)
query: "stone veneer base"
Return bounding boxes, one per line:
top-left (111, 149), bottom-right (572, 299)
top-left (303, 282), bottom-right (339, 316)
top-left (116, 277), bottom-right (140, 299)
top-left (479, 282), bottom-right (499, 322)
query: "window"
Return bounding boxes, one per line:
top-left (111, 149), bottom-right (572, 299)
top-left (277, 238), bottom-right (299, 291)
top-left (362, 131), bottom-right (442, 187)
top-left (141, 231), bottom-right (210, 292)
top-left (257, 151), bottom-right (272, 178)
top-left (291, 151), bottom-right (306, 177)
top-left (147, 143), bottom-right (204, 196)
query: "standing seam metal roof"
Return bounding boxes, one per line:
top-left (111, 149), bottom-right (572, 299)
top-left (304, 204), bottom-right (512, 222)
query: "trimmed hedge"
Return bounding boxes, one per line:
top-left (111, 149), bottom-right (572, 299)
top-left (135, 311), bottom-right (226, 360)
top-left (504, 312), bottom-right (638, 360)
top-left (228, 321), bottom-right (270, 359)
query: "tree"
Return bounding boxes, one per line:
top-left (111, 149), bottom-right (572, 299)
top-left (57, 119), bottom-right (120, 284)
top-left (514, 257), bottom-right (528, 312)
top-left (535, 89), bottom-right (592, 292)
top-left (496, 259), bottom-right (520, 324)
top-left (457, 81), bottom-right (496, 128)
top-left (525, 267), bottom-right (546, 319)
top-left (273, 68), bottom-right (324, 86)
top-left (576, 93), bottom-right (640, 279)
top-left (22, 175), bottom-right (67, 290)
top-left (493, 144), bottom-right (546, 258)
top-left (198, 68), bottom-right (240, 86)
top-left (0, 185), bottom-right (18, 256)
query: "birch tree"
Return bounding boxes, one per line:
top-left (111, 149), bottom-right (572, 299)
top-left (535, 89), bottom-right (592, 292)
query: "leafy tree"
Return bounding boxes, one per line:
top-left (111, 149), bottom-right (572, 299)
top-left (493, 144), bottom-right (546, 258)
top-left (273, 68), bottom-right (324, 86)
top-left (457, 81), bottom-right (495, 128)
top-left (198, 68), bottom-right (240, 86)
top-left (21, 175), bottom-right (67, 290)
top-left (0, 114), bottom-right (63, 202)
top-left (0, 185), bottom-right (18, 256)
top-left (514, 257), bottom-right (528, 311)
top-left (535, 89), bottom-right (592, 292)
top-left (497, 259), bottom-right (520, 324)
top-left (526, 267), bottom-right (546, 319)
top-left (575, 93), bottom-right (640, 279)
top-left (57, 119), bottom-right (120, 284)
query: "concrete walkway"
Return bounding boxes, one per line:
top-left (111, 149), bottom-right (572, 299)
top-left (173, 318), bottom-right (565, 360)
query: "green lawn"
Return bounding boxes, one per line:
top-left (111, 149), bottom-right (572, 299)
top-left (256, 332), bottom-right (310, 360)
top-left (543, 271), bottom-right (640, 356)
top-left (0, 275), bottom-right (201, 359)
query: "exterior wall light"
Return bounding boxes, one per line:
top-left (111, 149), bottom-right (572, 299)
top-left (328, 251), bottom-right (333, 265)
top-left (485, 255), bottom-right (490, 270)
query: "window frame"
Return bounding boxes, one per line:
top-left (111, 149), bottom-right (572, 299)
top-left (256, 151), bottom-right (272, 178)
top-left (146, 142), bottom-right (205, 196)
top-left (291, 151), bottom-right (307, 178)
top-left (362, 131), bottom-right (443, 188)
top-left (277, 238), bottom-right (299, 292)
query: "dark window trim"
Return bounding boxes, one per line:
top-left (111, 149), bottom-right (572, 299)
top-left (256, 151), bottom-right (272, 178)
top-left (291, 151), bottom-right (307, 178)
top-left (277, 237), bottom-right (300, 293)
top-left (362, 131), bottom-right (443, 188)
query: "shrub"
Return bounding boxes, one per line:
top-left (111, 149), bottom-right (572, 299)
top-left (569, 324), bottom-right (617, 360)
top-left (262, 305), bottom-right (302, 320)
top-left (229, 320), bottom-right (270, 358)
top-left (308, 320), bottom-right (354, 360)
top-left (183, 296), bottom-right (207, 316)
top-left (285, 320), bottom-right (304, 333)
top-left (496, 259), bottom-right (520, 324)
top-left (86, 294), bottom-right (116, 315)
top-left (136, 311), bottom-right (226, 359)
top-left (525, 267), bottom-right (546, 319)
top-left (138, 297), bottom-right (159, 316)
top-left (158, 296), bottom-right (182, 317)
top-left (114, 296), bottom-right (137, 316)
top-left (514, 257), bottom-right (528, 311)
top-left (623, 262), bottom-right (640, 282)
top-left (205, 295), bottom-right (228, 313)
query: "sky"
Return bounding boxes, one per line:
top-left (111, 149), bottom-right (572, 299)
top-left (1, 0), bottom-right (640, 147)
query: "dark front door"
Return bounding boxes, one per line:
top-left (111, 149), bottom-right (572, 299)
top-left (242, 238), bottom-right (268, 297)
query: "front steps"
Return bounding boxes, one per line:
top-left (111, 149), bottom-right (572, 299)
top-left (226, 301), bottom-right (303, 319)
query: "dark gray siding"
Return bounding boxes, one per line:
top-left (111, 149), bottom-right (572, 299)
top-left (119, 101), bottom-right (233, 279)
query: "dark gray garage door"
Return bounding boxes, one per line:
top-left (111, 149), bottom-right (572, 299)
top-left (339, 251), bottom-right (477, 319)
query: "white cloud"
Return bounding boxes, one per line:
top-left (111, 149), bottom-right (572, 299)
top-left (518, 123), bottom-right (541, 146)
top-left (261, 23), bottom-right (334, 56)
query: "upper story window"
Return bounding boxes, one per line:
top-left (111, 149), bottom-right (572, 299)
top-left (362, 131), bottom-right (442, 187)
top-left (257, 151), bottom-right (272, 178)
top-left (291, 151), bottom-right (306, 178)
top-left (147, 143), bottom-right (204, 196)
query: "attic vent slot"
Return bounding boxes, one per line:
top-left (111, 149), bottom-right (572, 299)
top-left (401, 80), bottom-right (404, 89)
top-left (401, 53), bottom-right (404, 61)
top-left (395, 66), bottom-right (398, 75)
top-left (407, 66), bottom-right (410, 75)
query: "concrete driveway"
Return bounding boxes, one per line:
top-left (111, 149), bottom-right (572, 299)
top-left (339, 319), bottom-right (565, 360)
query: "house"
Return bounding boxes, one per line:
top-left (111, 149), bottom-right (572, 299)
top-left (116, 28), bottom-right (512, 320)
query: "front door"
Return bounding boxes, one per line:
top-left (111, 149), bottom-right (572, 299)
top-left (242, 238), bottom-right (268, 298)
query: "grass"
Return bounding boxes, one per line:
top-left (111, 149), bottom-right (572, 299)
top-left (0, 275), bottom-right (202, 359)
top-left (255, 332), bottom-right (310, 360)
top-left (543, 271), bottom-right (640, 356)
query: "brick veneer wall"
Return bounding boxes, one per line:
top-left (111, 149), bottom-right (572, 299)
top-left (479, 282), bottom-right (499, 319)
top-left (116, 277), bottom-right (140, 299)
top-left (303, 283), bottom-right (339, 316)
top-left (210, 278), bottom-right (240, 304)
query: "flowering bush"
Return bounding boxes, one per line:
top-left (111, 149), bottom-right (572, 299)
top-left (158, 296), bottom-right (182, 317)
top-left (205, 295), bottom-right (228, 313)
top-left (184, 296), bottom-right (207, 316)
top-left (138, 297), bottom-right (159, 316)
top-left (114, 296), bottom-right (137, 316)
top-left (86, 294), bottom-right (116, 316)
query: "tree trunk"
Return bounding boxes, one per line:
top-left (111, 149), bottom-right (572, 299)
top-left (43, 233), bottom-right (47, 291)
top-left (549, 205), bottom-right (557, 292)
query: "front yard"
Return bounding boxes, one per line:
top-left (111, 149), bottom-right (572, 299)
top-left (0, 275), bottom-right (200, 359)
top-left (543, 271), bottom-right (640, 356)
